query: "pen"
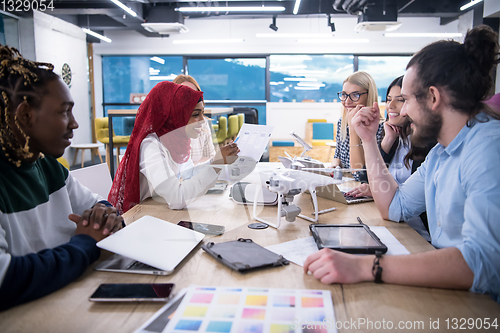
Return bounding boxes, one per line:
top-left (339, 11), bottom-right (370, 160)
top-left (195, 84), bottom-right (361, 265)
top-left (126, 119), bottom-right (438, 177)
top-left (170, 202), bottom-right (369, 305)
top-left (357, 216), bottom-right (364, 224)
top-left (234, 137), bottom-right (240, 143)
top-left (313, 207), bottom-right (337, 215)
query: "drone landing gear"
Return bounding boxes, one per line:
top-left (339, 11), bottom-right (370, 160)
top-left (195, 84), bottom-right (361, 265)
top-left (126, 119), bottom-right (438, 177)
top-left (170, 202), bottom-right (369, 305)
top-left (297, 189), bottom-right (320, 223)
top-left (252, 188), bottom-right (321, 229)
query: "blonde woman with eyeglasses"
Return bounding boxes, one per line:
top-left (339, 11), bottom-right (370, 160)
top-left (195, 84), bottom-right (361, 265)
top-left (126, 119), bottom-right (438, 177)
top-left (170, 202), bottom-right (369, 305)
top-left (332, 71), bottom-right (384, 181)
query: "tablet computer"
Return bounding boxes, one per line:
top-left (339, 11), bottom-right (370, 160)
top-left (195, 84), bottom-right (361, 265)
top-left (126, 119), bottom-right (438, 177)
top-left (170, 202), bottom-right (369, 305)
top-left (309, 224), bottom-right (387, 254)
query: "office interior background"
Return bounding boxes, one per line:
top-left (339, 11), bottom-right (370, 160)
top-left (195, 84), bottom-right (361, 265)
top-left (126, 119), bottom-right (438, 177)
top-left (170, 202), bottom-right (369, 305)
top-left (1, 0), bottom-right (499, 165)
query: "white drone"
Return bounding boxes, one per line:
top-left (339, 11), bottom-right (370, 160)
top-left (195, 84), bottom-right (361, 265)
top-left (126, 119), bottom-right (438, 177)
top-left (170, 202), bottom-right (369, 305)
top-left (251, 166), bottom-right (343, 228)
top-left (249, 132), bottom-right (349, 229)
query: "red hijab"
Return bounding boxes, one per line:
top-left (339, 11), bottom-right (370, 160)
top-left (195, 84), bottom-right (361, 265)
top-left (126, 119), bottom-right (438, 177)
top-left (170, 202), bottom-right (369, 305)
top-left (108, 81), bottom-right (203, 213)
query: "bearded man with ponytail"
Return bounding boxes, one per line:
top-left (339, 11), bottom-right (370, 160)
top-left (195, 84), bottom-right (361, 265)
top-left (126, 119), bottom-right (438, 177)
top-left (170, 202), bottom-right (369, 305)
top-left (304, 25), bottom-right (500, 304)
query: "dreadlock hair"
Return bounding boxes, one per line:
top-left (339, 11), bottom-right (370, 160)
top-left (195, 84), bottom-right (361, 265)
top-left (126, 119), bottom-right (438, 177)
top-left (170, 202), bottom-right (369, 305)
top-left (407, 25), bottom-right (500, 124)
top-left (0, 44), bottom-right (59, 166)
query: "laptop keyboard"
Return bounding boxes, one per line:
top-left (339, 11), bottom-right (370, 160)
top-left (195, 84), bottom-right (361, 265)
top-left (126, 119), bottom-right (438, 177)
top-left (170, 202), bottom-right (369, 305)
top-left (342, 192), bottom-right (373, 204)
top-left (126, 260), bottom-right (157, 270)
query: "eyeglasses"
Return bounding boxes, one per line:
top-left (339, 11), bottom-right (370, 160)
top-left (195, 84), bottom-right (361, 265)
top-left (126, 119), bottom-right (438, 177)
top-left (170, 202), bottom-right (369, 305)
top-left (337, 91), bottom-right (368, 102)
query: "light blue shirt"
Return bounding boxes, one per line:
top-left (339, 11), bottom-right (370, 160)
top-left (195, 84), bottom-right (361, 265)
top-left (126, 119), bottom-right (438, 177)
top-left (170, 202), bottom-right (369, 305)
top-left (389, 113), bottom-right (500, 303)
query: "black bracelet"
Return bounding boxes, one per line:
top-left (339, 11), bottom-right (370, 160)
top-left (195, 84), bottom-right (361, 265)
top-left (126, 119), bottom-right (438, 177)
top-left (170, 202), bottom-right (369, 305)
top-left (372, 251), bottom-right (383, 283)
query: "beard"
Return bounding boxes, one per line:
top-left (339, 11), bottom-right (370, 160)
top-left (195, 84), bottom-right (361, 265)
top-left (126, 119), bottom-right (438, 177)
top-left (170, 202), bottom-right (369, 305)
top-left (408, 102), bottom-right (442, 148)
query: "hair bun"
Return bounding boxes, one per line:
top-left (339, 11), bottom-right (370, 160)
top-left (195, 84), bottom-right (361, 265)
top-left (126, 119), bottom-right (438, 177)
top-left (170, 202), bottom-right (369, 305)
top-left (463, 25), bottom-right (500, 75)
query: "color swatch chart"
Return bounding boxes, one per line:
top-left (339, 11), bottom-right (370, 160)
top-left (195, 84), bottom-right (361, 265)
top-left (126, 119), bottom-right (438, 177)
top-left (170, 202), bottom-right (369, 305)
top-left (163, 286), bottom-right (337, 333)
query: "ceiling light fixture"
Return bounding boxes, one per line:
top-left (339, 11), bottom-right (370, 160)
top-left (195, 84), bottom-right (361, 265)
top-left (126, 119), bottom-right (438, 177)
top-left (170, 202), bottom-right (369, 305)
top-left (172, 39), bottom-right (244, 44)
top-left (269, 16), bottom-right (278, 31)
top-left (384, 32), bottom-right (463, 38)
top-left (297, 39), bottom-right (369, 43)
top-left (293, 0), bottom-right (301, 15)
top-left (82, 28), bottom-right (112, 43)
top-left (176, 6), bottom-right (285, 13)
top-left (327, 14), bottom-right (335, 33)
top-left (150, 57), bottom-right (165, 65)
top-left (110, 0), bottom-right (137, 17)
top-left (257, 33), bottom-right (332, 38)
top-left (460, 0), bottom-right (483, 11)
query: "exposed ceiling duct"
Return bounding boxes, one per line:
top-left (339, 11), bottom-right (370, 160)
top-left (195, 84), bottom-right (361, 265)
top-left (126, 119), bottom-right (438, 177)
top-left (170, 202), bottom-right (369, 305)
top-left (333, 0), bottom-right (402, 32)
top-left (142, 5), bottom-right (188, 34)
top-left (43, 0), bottom-right (465, 40)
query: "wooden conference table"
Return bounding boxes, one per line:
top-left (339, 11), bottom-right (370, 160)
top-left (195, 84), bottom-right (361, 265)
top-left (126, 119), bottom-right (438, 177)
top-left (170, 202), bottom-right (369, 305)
top-left (1, 173), bottom-right (498, 332)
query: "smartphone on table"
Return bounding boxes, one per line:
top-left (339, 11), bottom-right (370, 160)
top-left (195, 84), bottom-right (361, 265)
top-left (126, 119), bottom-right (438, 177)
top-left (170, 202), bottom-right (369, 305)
top-left (89, 283), bottom-right (174, 302)
top-left (177, 221), bottom-right (225, 236)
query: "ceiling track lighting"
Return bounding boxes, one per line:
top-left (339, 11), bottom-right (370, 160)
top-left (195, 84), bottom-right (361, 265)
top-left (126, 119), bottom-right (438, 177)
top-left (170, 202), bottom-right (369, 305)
top-left (82, 28), bottom-right (112, 43)
top-left (293, 0), bottom-right (302, 15)
top-left (328, 14), bottom-right (336, 33)
top-left (269, 16), bottom-right (278, 32)
top-left (109, 0), bottom-right (137, 17)
top-left (175, 6), bottom-right (285, 13)
top-left (460, 0), bottom-right (483, 11)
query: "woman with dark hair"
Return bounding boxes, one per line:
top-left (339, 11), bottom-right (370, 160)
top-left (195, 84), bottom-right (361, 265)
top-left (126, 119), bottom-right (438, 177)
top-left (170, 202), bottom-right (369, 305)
top-left (0, 45), bottom-right (123, 310)
top-left (108, 81), bottom-right (238, 214)
top-left (348, 76), bottom-right (435, 239)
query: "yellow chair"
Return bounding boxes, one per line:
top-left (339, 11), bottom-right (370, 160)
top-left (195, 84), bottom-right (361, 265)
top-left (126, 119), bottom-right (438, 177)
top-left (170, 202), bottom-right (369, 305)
top-left (237, 113), bottom-right (244, 131)
top-left (57, 157), bottom-right (70, 169)
top-left (215, 116), bottom-right (228, 144)
top-left (227, 115), bottom-right (239, 141)
top-left (94, 117), bottom-right (130, 169)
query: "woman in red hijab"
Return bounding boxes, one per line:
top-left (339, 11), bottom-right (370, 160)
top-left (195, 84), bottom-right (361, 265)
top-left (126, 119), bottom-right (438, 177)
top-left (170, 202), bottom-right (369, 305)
top-left (108, 81), bottom-right (236, 213)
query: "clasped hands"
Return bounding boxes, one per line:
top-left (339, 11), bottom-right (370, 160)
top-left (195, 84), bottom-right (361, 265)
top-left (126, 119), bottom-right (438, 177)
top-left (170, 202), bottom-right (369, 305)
top-left (69, 203), bottom-right (124, 242)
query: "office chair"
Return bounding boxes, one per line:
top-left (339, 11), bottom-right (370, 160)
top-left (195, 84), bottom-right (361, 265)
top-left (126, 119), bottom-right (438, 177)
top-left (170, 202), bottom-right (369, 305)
top-left (237, 113), bottom-right (244, 131)
top-left (227, 115), bottom-right (240, 141)
top-left (215, 116), bottom-right (228, 144)
top-left (94, 117), bottom-right (130, 169)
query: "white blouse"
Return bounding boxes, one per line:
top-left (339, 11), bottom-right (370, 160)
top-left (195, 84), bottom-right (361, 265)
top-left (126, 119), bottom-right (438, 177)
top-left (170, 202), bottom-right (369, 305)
top-left (139, 133), bottom-right (219, 209)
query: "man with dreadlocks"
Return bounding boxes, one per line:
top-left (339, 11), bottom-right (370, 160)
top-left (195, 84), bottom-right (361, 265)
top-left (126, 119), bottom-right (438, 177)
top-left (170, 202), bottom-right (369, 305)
top-left (0, 45), bottom-right (124, 311)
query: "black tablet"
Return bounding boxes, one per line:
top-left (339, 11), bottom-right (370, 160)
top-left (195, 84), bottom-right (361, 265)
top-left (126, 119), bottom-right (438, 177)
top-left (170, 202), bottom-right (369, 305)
top-left (310, 224), bottom-right (388, 254)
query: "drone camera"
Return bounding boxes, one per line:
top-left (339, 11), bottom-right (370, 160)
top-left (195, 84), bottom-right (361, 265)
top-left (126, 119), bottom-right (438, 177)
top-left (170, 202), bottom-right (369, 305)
top-left (281, 205), bottom-right (301, 222)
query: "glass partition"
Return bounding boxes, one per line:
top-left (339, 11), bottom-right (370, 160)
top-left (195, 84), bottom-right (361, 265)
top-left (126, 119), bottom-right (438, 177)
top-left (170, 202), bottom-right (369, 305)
top-left (270, 55), bottom-right (354, 103)
top-left (357, 56), bottom-right (412, 100)
top-left (102, 55), bottom-right (183, 134)
top-left (187, 58), bottom-right (266, 101)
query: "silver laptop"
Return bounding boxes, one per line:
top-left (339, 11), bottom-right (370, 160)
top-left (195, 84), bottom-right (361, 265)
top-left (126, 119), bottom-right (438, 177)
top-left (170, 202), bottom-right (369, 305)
top-left (96, 215), bottom-right (205, 275)
top-left (315, 184), bottom-right (374, 205)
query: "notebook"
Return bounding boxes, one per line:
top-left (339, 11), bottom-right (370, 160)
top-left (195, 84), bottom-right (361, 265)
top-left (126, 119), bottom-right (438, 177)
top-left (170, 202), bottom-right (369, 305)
top-left (96, 215), bottom-right (205, 275)
top-left (315, 183), bottom-right (374, 205)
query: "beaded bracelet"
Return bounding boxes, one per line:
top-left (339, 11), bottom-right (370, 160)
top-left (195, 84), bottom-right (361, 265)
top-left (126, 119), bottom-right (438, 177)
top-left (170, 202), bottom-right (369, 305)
top-left (372, 251), bottom-right (383, 283)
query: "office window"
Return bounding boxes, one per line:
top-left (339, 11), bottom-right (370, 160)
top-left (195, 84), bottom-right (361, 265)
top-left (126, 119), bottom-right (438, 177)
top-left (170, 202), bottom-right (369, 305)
top-left (357, 56), bottom-right (412, 101)
top-left (102, 55), bottom-right (183, 134)
top-left (270, 55), bottom-right (353, 103)
top-left (187, 58), bottom-right (266, 101)
top-left (1, 14), bottom-right (19, 49)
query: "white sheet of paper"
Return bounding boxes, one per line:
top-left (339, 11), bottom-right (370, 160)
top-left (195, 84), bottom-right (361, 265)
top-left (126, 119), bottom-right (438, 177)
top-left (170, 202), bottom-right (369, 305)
top-left (266, 226), bottom-right (410, 267)
top-left (370, 226), bottom-right (411, 256)
top-left (265, 236), bottom-right (318, 267)
top-left (235, 124), bottom-right (273, 163)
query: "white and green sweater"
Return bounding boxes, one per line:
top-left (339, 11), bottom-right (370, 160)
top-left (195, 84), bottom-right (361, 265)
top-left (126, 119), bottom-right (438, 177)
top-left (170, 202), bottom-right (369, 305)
top-left (0, 153), bottom-right (104, 310)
